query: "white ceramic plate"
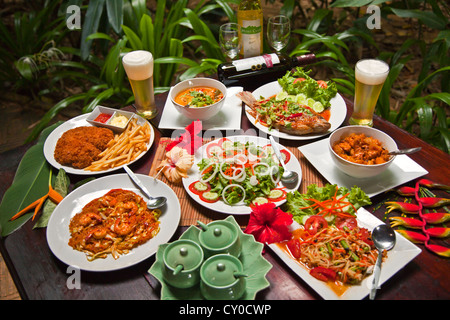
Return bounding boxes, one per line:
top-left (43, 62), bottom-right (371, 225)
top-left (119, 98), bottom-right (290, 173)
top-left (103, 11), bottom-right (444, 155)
top-left (43, 113), bottom-right (154, 175)
top-left (269, 207), bottom-right (421, 300)
top-left (182, 135), bottom-right (302, 215)
top-left (246, 81), bottom-right (347, 140)
top-left (299, 138), bottom-right (428, 198)
top-left (46, 174), bottom-right (180, 272)
top-left (159, 86), bottom-right (243, 130)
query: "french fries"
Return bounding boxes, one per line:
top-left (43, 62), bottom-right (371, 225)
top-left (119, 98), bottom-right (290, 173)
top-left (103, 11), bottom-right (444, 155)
top-left (84, 118), bottom-right (151, 171)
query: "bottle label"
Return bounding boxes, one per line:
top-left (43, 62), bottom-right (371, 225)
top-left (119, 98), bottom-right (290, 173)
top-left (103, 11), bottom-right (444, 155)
top-left (232, 53), bottom-right (280, 72)
top-left (241, 19), bottom-right (262, 58)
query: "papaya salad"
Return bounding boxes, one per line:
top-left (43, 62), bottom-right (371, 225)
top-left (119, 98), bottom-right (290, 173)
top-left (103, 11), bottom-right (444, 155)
top-left (280, 184), bottom-right (382, 286)
top-left (188, 137), bottom-right (294, 207)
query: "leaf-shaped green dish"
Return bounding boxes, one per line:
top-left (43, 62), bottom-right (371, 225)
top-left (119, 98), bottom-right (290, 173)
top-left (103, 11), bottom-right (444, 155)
top-left (148, 216), bottom-right (272, 300)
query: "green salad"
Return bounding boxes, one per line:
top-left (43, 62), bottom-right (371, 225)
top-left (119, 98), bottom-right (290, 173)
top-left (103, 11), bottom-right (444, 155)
top-left (277, 67), bottom-right (338, 111)
top-left (284, 184), bottom-right (371, 225)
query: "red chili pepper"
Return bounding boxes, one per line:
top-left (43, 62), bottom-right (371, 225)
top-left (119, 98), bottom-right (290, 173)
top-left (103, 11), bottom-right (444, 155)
top-left (385, 201), bottom-right (420, 214)
top-left (287, 112), bottom-right (303, 119)
top-left (394, 186), bottom-right (416, 197)
top-left (422, 212), bottom-right (450, 224)
top-left (425, 243), bottom-right (450, 258)
top-left (418, 179), bottom-right (450, 190)
top-left (396, 230), bottom-right (428, 243)
top-left (389, 216), bottom-right (424, 229)
top-left (418, 197), bottom-right (450, 208)
top-left (424, 227), bottom-right (450, 238)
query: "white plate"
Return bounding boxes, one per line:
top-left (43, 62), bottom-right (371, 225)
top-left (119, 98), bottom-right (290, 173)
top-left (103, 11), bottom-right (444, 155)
top-left (44, 113), bottom-right (154, 175)
top-left (269, 207), bottom-right (421, 300)
top-left (159, 86), bottom-right (243, 130)
top-left (46, 174), bottom-right (180, 272)
top-left (182, 135), bottom-right (302, 215)
top-left (299, 138), bottom-right (428, 198)
top-left (246, 81), bottom-right (347, 140)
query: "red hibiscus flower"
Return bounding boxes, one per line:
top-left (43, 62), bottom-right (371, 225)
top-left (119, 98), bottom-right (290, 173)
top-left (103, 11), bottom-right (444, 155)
top-left (244, 202), bottom-right (293, 244)
top-left (166, 120), bottom-right (202, 154)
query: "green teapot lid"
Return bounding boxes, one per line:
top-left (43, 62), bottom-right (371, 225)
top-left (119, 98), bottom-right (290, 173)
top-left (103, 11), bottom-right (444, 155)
top-left (201, 254), bottom-right (244, 287)
top-left (198, 221), bottom-right (237, 249)
top-left (164, 239), bottom-right (203, 271)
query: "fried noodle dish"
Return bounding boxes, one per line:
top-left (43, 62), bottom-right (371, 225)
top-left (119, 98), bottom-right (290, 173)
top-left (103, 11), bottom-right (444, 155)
top-left (68, 189), bottom-right (161, 261)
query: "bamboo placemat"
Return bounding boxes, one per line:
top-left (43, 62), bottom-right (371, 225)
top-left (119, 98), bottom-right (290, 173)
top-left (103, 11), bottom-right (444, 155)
top-left (148, 138), bottom-right (327, 227)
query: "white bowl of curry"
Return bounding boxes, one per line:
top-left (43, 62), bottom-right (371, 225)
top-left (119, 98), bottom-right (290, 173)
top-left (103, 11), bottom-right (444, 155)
top-left (170, 78), bottom-right (227, 121)
top-left (329, 126), bottom-right (397, 178)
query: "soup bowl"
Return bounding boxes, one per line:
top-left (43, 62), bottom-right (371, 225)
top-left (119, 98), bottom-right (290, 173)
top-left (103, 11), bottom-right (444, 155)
top-left (328, 126), bottom-right (397, 179)
top-left (170, 78), bottom-right (227, 121)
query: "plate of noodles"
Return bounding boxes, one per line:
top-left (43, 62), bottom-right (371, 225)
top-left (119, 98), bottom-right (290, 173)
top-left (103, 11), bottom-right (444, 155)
top-left (268, 207), bottom-right (421, 300)
top-left (46, 174), bottom-right (180, 272)
top-left (43, 112), bottom-right (154, 175)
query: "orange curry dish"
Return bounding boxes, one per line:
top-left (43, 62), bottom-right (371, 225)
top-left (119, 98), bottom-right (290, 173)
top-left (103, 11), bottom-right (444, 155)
top-left (68, 189), bottom-right (161, 261)
top-left (332, 133), bottom-right (391, 165)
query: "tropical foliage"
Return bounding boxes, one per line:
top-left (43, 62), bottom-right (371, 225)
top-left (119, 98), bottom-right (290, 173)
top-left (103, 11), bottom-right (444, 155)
top-left (0, 0), bottom-right (448, 152)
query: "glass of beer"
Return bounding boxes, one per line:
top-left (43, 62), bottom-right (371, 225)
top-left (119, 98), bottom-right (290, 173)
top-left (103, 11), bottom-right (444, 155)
top-left (122, 50), bottom-right (157, 119)
top-left (349, 59), bottom-right (390, 127)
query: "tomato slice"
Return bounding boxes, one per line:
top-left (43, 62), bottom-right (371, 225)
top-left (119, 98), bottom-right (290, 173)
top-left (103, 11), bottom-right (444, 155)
top-left (358, 227), bottom-right (374, 246)
top-left (304, 215), bottom-right (328, 235)
top-left (280, 149), bottom-right (291, 164)
top-left (199, 191), bottom-right (220, 203)
top-left (310, 267), bottom-right (336, 282)
top-left (286, 238), bottom-right (302, 259)
top-left (335, 216), bottom-right (358, 231)
top-left (268, 188), bottom-right (286, 202)
top-left (206, 143), bottom-right (223, 157)
top-left (316, 80), bottom-right (328, 89)
top-left (293, 77), bottom-right (306, 84)
top-left (188, 181), bottom-right (211, 195)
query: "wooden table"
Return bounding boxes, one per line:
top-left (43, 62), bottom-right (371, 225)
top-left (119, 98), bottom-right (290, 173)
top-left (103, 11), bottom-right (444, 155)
top-left (1, 88), bottom-right (449, 301)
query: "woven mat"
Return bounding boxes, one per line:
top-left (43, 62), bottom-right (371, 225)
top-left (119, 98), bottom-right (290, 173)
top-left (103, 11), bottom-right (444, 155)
top-left (148, 138), bottom-right (327, 227)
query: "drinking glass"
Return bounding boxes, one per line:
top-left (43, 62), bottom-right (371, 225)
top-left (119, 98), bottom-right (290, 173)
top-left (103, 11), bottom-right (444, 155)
top-left (267, 15), bottom-right (290, 52)
top-left (122, 50), bottom-right (157, 119)
top-left (219, 23), bottom-right (241, 60)
top-left (349, 59), bottom-right (390, 127)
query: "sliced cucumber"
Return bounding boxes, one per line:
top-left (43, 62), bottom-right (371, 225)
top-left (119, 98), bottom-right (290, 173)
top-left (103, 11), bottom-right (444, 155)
top-left (194, 181), bottom-right (208, 192)
top-left (268, 189), bottom-right (284, 200)
top-left (252, 197), bottom-right (269, 206)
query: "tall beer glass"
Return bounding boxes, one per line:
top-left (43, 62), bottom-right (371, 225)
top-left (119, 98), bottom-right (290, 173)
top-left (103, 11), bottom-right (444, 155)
top-left (122, 50), bottom-right (157, 119)
top-left (349, 59), bottom-right (389, 127)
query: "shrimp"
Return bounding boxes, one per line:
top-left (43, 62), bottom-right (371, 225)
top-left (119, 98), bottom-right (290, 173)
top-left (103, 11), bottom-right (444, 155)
top-left (78, 212), bottom-right (102, 227)
top-left (113, 217), bottom-right (135, 236)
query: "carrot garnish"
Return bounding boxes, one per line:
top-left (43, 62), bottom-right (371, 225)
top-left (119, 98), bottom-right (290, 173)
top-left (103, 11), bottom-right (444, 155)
top-left (10, 172), bottom-right (64, 221)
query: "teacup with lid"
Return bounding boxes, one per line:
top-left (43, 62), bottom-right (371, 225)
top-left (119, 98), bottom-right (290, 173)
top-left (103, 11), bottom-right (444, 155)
top-left (197, 220), bottom-right (241, 258)
top-left (200, 254), bottom-right (247, 300)
top-left (162, 239), bottom-right (204, 289)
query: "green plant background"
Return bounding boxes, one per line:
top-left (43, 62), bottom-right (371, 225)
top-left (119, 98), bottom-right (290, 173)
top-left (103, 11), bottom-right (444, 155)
top-left (0, 0), bottom-right (448, 152)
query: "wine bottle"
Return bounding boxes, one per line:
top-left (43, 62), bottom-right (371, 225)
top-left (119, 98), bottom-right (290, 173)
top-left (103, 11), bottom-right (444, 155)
top-left (237, 0), bottom-right (263, 58)
top-left (217, 53), bottom-right (316, 89)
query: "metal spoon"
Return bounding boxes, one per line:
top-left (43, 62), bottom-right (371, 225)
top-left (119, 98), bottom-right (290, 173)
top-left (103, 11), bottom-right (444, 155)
top-left (269, 136), bottom-right (299, 186)
top-left (123, 165), bottom-right (167, 209)
top-left (388, 147), bottom-right (421, 156)
top-left (370, 224), bottom-right (396, 300)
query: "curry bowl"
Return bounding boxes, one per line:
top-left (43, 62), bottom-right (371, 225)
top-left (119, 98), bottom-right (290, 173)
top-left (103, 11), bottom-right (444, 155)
top-left (328, 126), bottom-right (397, 179)
top-left (170, 78), bottom-right (227, 121)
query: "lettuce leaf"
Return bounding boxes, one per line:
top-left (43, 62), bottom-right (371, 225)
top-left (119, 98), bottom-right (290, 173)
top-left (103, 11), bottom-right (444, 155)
top-left (283, 184), bottom-right (371, 225)
top-left (278, 67), bottom-right (338, 108)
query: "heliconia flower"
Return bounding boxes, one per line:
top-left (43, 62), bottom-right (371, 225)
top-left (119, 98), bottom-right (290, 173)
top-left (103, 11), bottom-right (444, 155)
top-left (424, 227), bottom-right (450, 238)
top-left (244, 202), bottom-right (293, 244)
top-left (425, 243), bottom-right (450, 258)
top-left (385, 201), bottom-right (420, 214)
top-left (396, 230), bottom-right (428, 243)
top-left (389, 216), bottom-right (424, 229)
top-left (418, 197), bottom-right (450, 208)
top-left (422, 212), bottom-right (450, 224)
top-left (418, 179), bottom-right (450, 191)
top-left (394, 186), bottom-right (416, 197)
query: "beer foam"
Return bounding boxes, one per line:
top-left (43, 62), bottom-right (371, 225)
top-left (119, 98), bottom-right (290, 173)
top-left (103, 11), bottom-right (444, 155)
top-left (122, 50), bottom-right (153, 80)
top-left (355, 59), bottom-right (389, 85)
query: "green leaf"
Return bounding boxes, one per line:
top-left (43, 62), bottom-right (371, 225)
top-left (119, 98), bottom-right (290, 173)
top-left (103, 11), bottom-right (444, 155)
top-left (106, 0), bottom-right (123, 34)
top-left (122, 25), bottom-right (143, 50)
top-left (388, 7), bottom-right (447, 30)
top-left (330, 0), bottom-right (372, 7)
top-left (34, 169), bottom-right (70, 229)
top-left (0, 123), bottom-right (60, 236)
top-left (80, 0), bottom-right (106, 60)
